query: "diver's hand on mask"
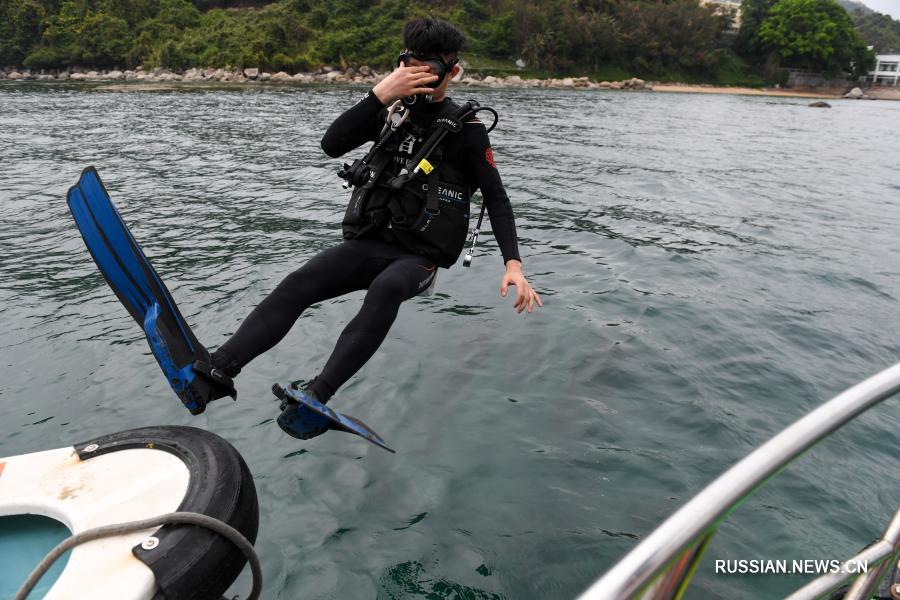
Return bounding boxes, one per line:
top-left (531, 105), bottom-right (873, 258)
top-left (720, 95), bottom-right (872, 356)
top-left (373, 65), bottom-right (439, 104)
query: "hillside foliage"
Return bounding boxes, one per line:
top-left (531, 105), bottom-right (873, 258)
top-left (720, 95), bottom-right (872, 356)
top-left (850, 8), bottom-right (900, 52)
top-left (0, 0), bottom-right (888, 82)
top-left (2, 0), bottom-right (736, 80)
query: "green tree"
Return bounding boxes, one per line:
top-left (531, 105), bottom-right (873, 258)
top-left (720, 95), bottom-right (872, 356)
top-left (25, 1), bottom-right (131, 68)
top-left (0, 0), bottom-right (46, 65)
top-left (735, 0), bottom-right (778, 61)
top-left (758, 0), bottom-right (875, 76)
top-left (127, 0), bottom-right (200, 67)
top-left (510, 0), bottom-right (623, 72)
top-left (614, 0), bottom-right (726, 76)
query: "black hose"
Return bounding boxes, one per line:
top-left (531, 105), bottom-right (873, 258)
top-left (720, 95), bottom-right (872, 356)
top-left (474, 106), bottom-right (499, 133)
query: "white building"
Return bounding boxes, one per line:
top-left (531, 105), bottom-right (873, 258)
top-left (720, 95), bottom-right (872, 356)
top-left (866, 54), bottom-right (900, 86)
top-left (699, 0), bottom-right (742, 31)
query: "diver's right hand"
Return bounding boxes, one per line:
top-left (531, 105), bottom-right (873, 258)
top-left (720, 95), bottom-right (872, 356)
top-left (373, 65), bottom-right (438, 104)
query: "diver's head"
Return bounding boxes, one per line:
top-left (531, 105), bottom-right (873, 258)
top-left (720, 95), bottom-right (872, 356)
top-left (398, 19), bottom-right (465, 107)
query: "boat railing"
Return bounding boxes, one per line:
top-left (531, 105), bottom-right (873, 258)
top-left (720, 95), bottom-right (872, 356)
top-left (576, 361), bottom-right (900, 600)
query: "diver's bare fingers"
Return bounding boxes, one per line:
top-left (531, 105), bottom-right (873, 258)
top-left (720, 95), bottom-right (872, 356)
top-left (526, 287), bottom-right (536, 313)
top-left (396, 64), bottom-right (428, 74)
top-left (533, 290), bottom-right (543, 308)
top-left (516, 289), bottom-right (528, 312)
top-left (411, 73), bottom-right (439, 85)
top-left (409, 79), bottom-right (436, 90)
top-left (410, 87), bottom-right (436, 95)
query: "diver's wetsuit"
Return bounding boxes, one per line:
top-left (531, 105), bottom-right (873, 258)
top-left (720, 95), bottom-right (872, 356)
top-left (215, 90), bottom-right (521, 401)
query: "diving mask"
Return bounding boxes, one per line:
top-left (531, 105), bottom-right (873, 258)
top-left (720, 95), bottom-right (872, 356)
top-left (397, 51), bottom-right (459, 107)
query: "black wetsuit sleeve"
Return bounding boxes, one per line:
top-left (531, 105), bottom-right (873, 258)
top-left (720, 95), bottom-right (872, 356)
top-left (463, 123), bottom-right (521, 264)
top-left (320, 89), bottom-right (385, 158)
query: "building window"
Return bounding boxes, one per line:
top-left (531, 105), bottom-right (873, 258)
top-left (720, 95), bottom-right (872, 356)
top-left (880, 62), bottom-right (898, 72)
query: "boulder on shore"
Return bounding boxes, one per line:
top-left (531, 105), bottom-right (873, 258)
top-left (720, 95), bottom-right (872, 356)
top-left (844, 87), bottom-right (864, 99)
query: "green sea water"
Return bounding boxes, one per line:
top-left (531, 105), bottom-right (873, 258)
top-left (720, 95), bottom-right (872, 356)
top-left (1, 82), bottom-right (898, 599)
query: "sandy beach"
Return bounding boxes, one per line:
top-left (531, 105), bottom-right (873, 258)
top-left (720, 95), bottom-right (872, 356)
top-left (652, 83), bottom-right (843, 99)
top-left (652, 83), bottom-right (900, 101)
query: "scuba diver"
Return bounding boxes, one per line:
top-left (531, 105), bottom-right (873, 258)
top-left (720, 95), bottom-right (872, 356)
top-left (213, 18), bottom-right (542, 445)
top-left (66, 18), bottom-right (540, 452)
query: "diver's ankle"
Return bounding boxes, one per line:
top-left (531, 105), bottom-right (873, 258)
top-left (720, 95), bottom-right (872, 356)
top-left (303, 376), bottom-right (334, 404)
top-left (211, 348), bottom-right (242, 378)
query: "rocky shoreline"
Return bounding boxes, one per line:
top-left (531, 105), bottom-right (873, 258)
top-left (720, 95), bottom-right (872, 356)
top-left (0, 65), bottom-right (653, 90)
top-left (6, 65), bottom-right (894, 100)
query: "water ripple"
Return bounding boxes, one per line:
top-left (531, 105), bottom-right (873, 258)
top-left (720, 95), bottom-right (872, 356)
top-left (1, 83), bottom-right (899, 599)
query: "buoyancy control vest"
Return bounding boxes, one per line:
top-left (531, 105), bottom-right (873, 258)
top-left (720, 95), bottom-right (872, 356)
top-left (340, 99), bottom-right (477, 268)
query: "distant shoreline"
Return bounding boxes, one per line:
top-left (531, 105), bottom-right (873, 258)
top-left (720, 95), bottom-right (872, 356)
top-left (3, 66), bottom-right (898, 101)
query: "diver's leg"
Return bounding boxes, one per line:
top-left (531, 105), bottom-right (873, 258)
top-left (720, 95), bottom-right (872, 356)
top-left (213, 241), bottom-right (375, 374)
top-left (306, 254), bottom-right (436, 401)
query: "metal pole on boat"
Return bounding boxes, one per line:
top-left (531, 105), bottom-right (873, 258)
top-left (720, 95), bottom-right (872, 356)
top-left (842, 507), bottom-right (900, 600)
top-left (786, 506), bottom-right (900, 600)
top-left (577, 361), bottom-right (900, 600)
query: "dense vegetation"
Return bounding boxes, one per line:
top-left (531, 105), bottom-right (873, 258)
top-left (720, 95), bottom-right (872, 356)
top-left (736, 0), bottom-right (874, 76)
top-left (850, 8), bottom-right (900, 52)
top-left (0, 0), bottom-right (744, 81)
top-left (0, 0), bottom-right (890, 83)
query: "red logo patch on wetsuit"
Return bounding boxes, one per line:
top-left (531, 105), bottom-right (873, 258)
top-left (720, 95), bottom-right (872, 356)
top-left (485, 147), bottom-right (496, 168)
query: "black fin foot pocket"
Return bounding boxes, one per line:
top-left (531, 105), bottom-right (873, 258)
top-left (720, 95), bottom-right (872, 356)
top-left (182, 360), bottom-right (237, 415)
top-left (210, 348), bottom-right (242, 378)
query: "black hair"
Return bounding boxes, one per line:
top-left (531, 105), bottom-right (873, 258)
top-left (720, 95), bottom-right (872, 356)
top-left (403, 19), bottom-right (465, 56)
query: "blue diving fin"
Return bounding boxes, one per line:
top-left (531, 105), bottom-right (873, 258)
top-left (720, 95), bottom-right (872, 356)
top-left (66, 166), bottom-right (236, 415)
top-left (272, 384), bottom-right (395, 453)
